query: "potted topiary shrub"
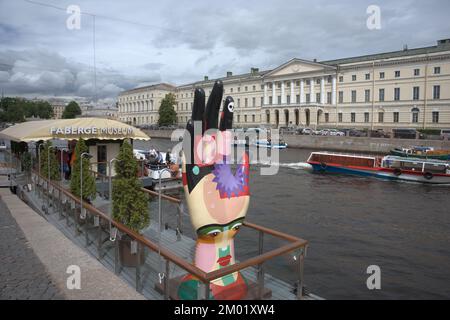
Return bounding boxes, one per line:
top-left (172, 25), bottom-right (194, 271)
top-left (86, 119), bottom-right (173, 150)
top-left (70, 138), bottom-right (96, 225)
top-left (112, 140), bottom-right (149, 267)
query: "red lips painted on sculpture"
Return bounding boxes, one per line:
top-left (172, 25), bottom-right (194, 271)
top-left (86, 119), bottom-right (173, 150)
top-left (217, 255), bottom-right (232, 267)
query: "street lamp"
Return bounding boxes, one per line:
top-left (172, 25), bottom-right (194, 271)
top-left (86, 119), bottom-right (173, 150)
top-left (108, 158), bottom-right (122, 234)
top-left (80, 152), bottom-right (93, 220)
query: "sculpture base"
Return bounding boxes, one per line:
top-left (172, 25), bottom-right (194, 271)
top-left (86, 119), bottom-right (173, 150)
top-left (155, 275), bottom-right (272, 300)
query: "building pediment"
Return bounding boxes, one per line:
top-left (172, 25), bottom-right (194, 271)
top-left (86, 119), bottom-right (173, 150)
top-left (264, 58), bottom-right (336, 78)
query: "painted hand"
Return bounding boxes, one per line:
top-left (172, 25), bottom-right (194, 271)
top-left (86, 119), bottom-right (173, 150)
top-left (179, 80), bottom-right (250, 300)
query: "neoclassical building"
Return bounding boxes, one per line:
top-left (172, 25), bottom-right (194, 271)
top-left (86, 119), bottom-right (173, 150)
top-left (118, 38), bottom-right (450, 130)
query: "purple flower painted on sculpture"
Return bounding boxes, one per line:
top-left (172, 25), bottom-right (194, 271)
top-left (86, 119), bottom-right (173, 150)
top-left (212, 162), bottom-right (248, 199)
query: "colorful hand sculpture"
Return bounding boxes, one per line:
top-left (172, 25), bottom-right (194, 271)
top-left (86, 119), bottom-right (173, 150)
top-left (177, 80), bottom-right (250, 300)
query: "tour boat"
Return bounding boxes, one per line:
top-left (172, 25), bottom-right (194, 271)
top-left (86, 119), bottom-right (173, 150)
top-left (390, 146), bottom-right (450, 160)
top-left (307, 151), bottom-right (450, 184)
top-left (253, 139), bottom-right (288, 149)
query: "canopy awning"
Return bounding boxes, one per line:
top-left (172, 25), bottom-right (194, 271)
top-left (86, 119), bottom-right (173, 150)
top-left (0, 118), bottom-right (150, 142)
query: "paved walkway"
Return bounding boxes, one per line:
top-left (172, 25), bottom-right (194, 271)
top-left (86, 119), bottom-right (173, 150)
top-left (0, 194), bottom-right (64, 300)
top-left (0, 188), bottom-right (145, 300)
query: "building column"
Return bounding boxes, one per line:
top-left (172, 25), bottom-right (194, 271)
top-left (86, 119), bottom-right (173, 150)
top-left (300, 80), bottom-right (305, 104)
top-left (310, 78), bottom-right (316, 103)
top-left (320, 77), bottom-right (325, 104)
top-left (290, 80), bottom-right (294, 104)
top-left (264, 83), bottom-right (268, 105)
top-left (272, 82), bottom-right (276, 105)
top-left (332, 75), bottom-right (337, 105)
top-left (281, 81), bottom-right (286, 104)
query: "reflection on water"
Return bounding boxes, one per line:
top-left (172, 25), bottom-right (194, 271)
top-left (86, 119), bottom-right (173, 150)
top-left (135, 139), bottom-right (450, 299)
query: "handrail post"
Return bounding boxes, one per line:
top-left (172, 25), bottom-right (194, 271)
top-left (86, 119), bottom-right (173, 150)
top-left (164, 259), bottom-right (170, 300)
top-left (257, 230), bottom-right (265, 299)
top-left (203, 281), bottom-right (210, 300)
top-left (296, 247), bottom-right (305, 300)
top-left (97, 216), bottom-right (103, 259)
top-left (84, 209), bottom-right (89, 247)
top-left (176, 204), bottom-right (183, 241)
top-left (136, 243), bottom-right (142, 293)
top-left (114, 235), bottom-right (120, 274)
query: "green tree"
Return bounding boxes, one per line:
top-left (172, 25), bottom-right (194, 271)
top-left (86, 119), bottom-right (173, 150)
top-left (112, 140), bottom-right (149, 233)
top-left (70, 138), bottom-right (96, 201)
top-left (40, 141), bottom-right (60, 181)
top-left (158, 93), bottom-right (177, 126)
top-left (62, 101), bottom-right (82, 119)
top-left (36, 101), bottom-right (54, 119)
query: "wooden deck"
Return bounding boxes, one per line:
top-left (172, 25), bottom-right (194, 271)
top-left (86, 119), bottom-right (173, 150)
top-left (17, 178), bottom-right (321, 300)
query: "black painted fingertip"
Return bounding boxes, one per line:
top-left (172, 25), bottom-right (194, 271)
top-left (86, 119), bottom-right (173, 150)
top-left (183, 119), bottom-right (195, 164)
top-left (204, 80), bottom-right (224, 130)
top-left (219, 96), bottom-right (234, 131)
top-left (192, 88), bottom-right (205, 122)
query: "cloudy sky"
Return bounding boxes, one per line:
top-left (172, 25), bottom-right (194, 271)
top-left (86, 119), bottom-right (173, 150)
top-left (0, 0), bottom-right (449, 104)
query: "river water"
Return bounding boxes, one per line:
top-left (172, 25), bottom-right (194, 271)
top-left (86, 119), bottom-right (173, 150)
top-left (135, 138), bottom-right (450, 300)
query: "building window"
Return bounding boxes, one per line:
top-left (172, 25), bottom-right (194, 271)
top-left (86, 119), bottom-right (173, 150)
top-left (351, 90), bottom-right (357, 103)
top-left (413, 87), bottom-right (420, 100)
top-left (365, 73), bottom-right (370, 80)
top-left (352, 75), bottom-right (357, 81)
top-left (287, 95), bottom-right (291, 104)
top-left (286, 81), bottom-right (291, 87)
top-left (378, 112), bottom-right (384, 123)
top-left (296, 95), bottom-right (300, 103)
top-left (327, 76), bottom-right (332, 83)
top-left (394, 88), bottom-right (400, 101)
top-left (237, 99), bottom-right (240, 108)
top-left (325, 113), bottom-right (329, 122)
top-left (434, 67), bottom-right (441, 74)
top-left (238, 87), bottom-right (241, 92)
top-left (414, 68), bottom-right (420, 76)
top-left (316, 93), bottom-right (320, 103)
top-left (316, 79), bottom-right (320, 85)
top-left (230, 88), bottom-right (233, 93)
top-left (327, 92), bottom-right (332, 104)
top-left (252, 97), bottom-right (256, 107)
top-left (245, 98), bottom-right (248, 107)
top-left (365, 89), bottom-right (370, 102)
top-left (237, 115), bottom-right (240, 123)
top-left (412, 108), bottom-right (419, 123)
top-left (306, 80), bottom-right (310, 85)
top-left (338, 91), bottom-right (343, 104)
top-left (364, 112), bottom-right (369, 123)
top-left (253, 85), bottom-right (256, 91)
top-left (245, 86), bottom-right (248, 91)
top-left (252, 114), bottom-right (255, 122)
top-left (379, 72), bottom-right (385, 79)
top-left (433, 85), bottom-right (440, 99)
top-left (306, 94), bottom-right (311, 103)
top-left (269, 96), bottom-right (273, 104)
top-left (244, 115), bottom-right (247, 122)
top-left (339, 76), bottom-right (343, 82)
top-left (393, 112), bottom-right (399, 123)
top-left (277, 96), bottom-right (281, 104)
top-left (296, 81), bottom-right (300, 86)
top-left (260, 97), bottom-right (264, 106)
top-left (351, 112), bottom-right (356, 123)
top-left (277, 83), bottom-right (281, 89)
top-left (379, 88), bottom-right (385, 102)
top-left (432, 111), bottom-right (439, 123)
top-left (338, 113), bottom-right (343, 123)
top-left (395, 71), bottom-right (400, 78)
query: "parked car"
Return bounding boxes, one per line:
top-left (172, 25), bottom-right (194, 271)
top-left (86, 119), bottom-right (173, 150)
top-left (348, 129), bottom-right (366, 137)
top-left (392, 128), bottom-right (417, 139)
top-left (320, 129), bottom-right (330, 136)
top-left (328, 129), bottom-right (345, 136)
top-left (441, 129), bottom-right (450, 140)
top-left (312, 129), bottom-right (322, 135)
top-left (370, 129), bottom-right (391, 138)
top-left (302, 128), bottom-right (313, 135)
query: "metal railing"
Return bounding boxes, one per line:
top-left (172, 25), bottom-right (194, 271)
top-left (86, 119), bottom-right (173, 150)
top-left (26, 164), bottom-right (308, 300)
